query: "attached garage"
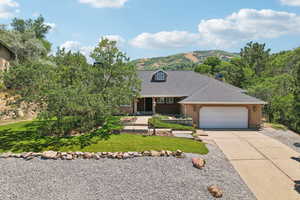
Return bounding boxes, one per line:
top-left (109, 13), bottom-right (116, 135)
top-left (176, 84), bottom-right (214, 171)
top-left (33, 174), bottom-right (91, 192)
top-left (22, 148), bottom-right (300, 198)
top-left (199, 107), bottom-right (249, 129)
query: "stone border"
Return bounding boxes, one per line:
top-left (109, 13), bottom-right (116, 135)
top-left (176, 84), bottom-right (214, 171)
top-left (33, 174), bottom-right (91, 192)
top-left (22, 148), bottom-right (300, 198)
top-left (0, 150), bottom-right (185, 160)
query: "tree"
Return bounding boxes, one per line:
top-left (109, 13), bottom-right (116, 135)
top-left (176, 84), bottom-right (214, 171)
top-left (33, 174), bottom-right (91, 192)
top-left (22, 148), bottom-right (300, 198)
top-left (240, 42), bottom-right (270, 77)
top-left (4, 39), bottom-right (141, 135)
top-left (203, 56), bottom-right (221, 74)
top-left (0, 26), bottom-right (51, 64)
top-left (247, 74), bottom-right (295, 124)
top-left (194, 64), bottom-right (212, 75)
top-left (294, 62), bottom-right (300, 131)
top-left (11, 15), bottom-right (51, 39)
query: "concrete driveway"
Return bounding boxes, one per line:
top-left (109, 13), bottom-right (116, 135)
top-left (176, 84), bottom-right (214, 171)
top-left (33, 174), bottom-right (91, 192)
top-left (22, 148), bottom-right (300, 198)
top-left (203, 130), bottom-right (300, 200)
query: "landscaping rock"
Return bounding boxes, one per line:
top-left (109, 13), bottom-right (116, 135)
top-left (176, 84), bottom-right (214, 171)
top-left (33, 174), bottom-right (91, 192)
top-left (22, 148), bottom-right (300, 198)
top-left (83, 152), bottom-right (93, 159)
top-left (150, 150), bottom-right (161, 157)
top-left (165, 151), bottom-right (172, 156)
top-left (173, 150), bottom-right (185, 158)
top-left (66, 154), bottom-right (73, 160)
top-left (160, 150), bottom-right (166, 156)
top-left (24, 156), bottom-right (34, 161)
top-left (13, 154), bottom-right (22, 158)
top-left (142, 151), bottom-right (151, 156)
top-left (107, 152), bottom-right (113, 158)
top-left (41, 151), bottom-right (58, 159)
top-left (94, 154), bottom-right (100, 160)
top-left (111, 152), bottom-right (118, 159)
top-left (192, 158), bottom-right (206, 169)
top-left (116, 153), bottom-right (123, 159)
top-left (32, 152), bottom-right (42, 157)
top-left (22, 152), bottom-right (33, 159)
top-left (123, 153), bottom-right (130, 159)
top-left (0, 152), bottom-right (13, 158)
top-left (133, 152), bottom-right (142, 157)
top-left (208, 185), bottom-right (223, 198)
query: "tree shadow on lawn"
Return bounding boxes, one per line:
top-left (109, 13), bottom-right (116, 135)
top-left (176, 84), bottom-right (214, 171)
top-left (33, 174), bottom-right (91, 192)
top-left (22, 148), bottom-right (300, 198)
top-left (0, 121), bottom-right (112, 153)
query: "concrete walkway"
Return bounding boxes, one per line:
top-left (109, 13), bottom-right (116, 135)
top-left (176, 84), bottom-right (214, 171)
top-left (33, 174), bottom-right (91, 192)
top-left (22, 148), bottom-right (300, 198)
top-left (203, 130), bottom-right (300, 200)
top-left (122, 116), bottom-right (151, 133)
top-left (132, 116), bottom-right (151, 125)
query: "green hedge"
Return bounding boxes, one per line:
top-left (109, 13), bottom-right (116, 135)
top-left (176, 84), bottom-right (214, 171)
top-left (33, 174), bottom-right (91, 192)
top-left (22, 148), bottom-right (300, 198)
top-left (149, 117), bottom-right (196, 132)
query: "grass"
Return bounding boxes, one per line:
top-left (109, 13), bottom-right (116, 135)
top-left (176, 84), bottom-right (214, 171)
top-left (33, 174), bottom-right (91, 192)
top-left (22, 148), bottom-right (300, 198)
top-left (149, 117), bottom-right (196, 132)
top-left (0, 120), bottom-right (208, 154)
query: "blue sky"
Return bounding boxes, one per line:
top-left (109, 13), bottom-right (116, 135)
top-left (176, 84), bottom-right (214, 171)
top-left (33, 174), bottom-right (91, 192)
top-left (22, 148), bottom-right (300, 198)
top-left (1, 0), bottom-right (300, 60)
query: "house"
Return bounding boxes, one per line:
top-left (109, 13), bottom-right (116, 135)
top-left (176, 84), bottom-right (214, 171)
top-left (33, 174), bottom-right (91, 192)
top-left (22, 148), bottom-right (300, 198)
top-left (122, 70), bottom-right (266, 129)
top-left (0, 40), bottom-right (16, 70)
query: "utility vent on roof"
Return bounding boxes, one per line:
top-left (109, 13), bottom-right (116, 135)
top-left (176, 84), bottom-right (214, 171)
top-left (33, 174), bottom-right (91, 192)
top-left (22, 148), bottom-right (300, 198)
top-left (152, 70), bottom-right (167, 82)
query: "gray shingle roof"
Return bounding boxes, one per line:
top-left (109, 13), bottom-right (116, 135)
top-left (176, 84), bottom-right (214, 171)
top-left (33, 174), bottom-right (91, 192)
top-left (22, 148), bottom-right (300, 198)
top-left (138, 70), bottom-right (265, 104)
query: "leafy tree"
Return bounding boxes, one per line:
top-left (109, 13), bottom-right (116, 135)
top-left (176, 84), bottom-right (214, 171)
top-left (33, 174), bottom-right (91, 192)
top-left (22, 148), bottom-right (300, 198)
top-left (240, 42), bottom-right (270, 77)
top-left (194, 64), bottom-right (212, 74)
top-left (247, 74), bottom-right (295, 125)
top-left (294, 62), bottom-right (300, 131)
top-left (203, 56), bottom-right (221, 73)
top-left (4, 39), bottom-right (141, 135)
top-left (11, 15), bottom-right (51, 39)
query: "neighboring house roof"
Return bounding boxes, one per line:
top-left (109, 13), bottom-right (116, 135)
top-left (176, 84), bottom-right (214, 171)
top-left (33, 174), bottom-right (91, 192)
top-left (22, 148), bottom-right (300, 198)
top-left (0, 40), bottom-right (16, 60)
top-left (138, 70), bottom-right (266, 104)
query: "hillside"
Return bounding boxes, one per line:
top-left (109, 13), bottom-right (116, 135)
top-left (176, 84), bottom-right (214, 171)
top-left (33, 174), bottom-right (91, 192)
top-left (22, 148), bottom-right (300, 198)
top-left (131, 50), bottom-right (239, 70)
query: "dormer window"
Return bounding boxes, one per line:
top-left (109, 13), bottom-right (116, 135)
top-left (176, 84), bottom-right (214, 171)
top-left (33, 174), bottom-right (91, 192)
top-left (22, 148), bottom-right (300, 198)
top-left (152, 70), bottom-right (167, 82)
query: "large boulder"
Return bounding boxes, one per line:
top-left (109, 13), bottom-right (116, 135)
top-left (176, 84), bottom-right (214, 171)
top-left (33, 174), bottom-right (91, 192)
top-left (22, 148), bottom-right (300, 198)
top-left (192, 158), bottom-right (206, 169)
top-left (208, 185), bottom-right (223, 198)
top-left (42, 151), bottom-right (58, 159)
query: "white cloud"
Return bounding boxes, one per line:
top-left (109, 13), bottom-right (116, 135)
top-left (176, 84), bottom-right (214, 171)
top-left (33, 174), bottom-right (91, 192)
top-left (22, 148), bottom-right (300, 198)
top-left (130, 31), bottom-right (201, 49)
top-left (198, 9), bottom-right (300, 47)
top-left (0, 0), bottom-right (19, 19)
top-left (130, 9), bottom-right (300, 49)
top-left (78, 0), bottom-right (128, 8)
top-left (102, 35), bottom-right (125, 44)
top-left (60, 41), bottom-right (93, 56)
top-left (280, 0), bottom-right (300, 6)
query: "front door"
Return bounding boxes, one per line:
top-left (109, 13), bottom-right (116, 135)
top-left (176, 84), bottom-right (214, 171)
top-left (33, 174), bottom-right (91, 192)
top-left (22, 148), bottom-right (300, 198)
top-left (145, 98), bottom-right (153, 112)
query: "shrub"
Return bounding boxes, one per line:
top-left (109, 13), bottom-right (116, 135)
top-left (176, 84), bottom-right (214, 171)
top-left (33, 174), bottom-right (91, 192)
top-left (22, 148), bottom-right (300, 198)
top-left (149, 117), bottom-right (196, 132)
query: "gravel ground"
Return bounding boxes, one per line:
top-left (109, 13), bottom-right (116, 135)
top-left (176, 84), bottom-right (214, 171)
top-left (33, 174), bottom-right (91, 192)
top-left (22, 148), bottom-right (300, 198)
top-left (0, 144), bottom-right (255, 200)
top-left (261, 128), bottom-right (300, 153)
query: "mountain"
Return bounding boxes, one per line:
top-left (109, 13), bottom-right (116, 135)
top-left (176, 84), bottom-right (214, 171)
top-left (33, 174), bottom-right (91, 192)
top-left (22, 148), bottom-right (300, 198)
top-left (131, 50), bottom-right (239, 70)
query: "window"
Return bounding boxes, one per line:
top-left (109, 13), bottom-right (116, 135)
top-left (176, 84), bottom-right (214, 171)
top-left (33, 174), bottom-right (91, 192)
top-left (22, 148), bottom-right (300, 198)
top-left (153, 70), bottom-right (167, 82)
top-left (157, 97), bottom-right (165, 104)
top-left (165, 97), bottom-right (174, 104)
top-left (155, 71), bottom-right (165, 81)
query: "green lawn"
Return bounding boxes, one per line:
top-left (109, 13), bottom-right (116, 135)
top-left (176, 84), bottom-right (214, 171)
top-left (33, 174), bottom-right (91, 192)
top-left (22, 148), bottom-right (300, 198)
top-left (0, 120), bottom-right (208, 154)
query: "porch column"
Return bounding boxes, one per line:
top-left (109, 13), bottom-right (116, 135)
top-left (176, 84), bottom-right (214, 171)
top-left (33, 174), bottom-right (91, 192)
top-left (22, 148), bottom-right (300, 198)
top-left (152, 97), bottom-right (156, 114)
top-left (133, 99), bottom-right (138, 114)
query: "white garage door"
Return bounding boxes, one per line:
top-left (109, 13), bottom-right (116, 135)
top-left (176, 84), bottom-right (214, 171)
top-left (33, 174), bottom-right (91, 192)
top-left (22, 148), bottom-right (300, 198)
top-left (199, 107), bottom-right (248, 129)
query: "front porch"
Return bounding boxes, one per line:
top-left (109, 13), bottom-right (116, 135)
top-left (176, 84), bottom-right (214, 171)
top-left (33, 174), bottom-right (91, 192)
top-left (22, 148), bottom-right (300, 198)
top-left (134, 97), bottom-right (184, 115)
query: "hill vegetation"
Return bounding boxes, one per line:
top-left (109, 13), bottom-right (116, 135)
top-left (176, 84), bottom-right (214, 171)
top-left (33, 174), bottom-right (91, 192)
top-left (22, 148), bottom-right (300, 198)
top-left (131, 50), bottom-right (238, 70)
